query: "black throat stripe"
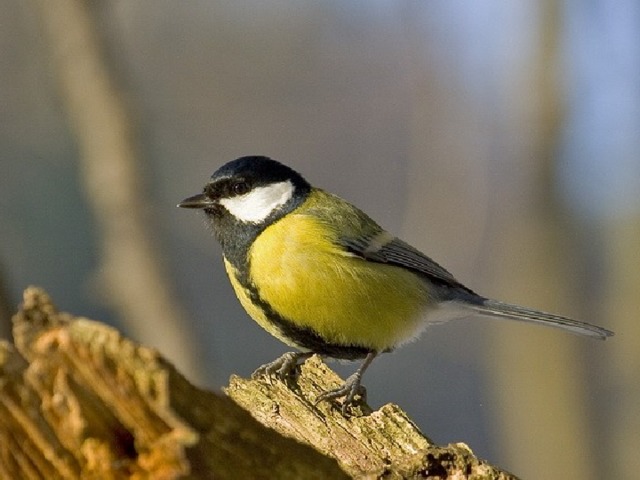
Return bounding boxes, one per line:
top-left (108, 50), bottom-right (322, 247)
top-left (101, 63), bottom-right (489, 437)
top-left (232, 265), bottom-right (373, 360)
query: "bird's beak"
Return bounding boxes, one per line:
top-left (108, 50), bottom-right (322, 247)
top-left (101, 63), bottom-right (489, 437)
top-left (177, 193), bottom-right (216, 209)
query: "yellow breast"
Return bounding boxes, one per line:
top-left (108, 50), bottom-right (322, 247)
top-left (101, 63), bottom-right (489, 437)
top-left (224, 258), bottom-right (304, 349)
top-left (241, 209), bottom-right (430, 352)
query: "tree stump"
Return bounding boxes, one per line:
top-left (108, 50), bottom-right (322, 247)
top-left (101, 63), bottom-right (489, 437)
top-left (0, 287), bottom-right (517, 479)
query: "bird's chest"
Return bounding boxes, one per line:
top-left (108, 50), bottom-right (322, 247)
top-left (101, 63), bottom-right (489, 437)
top-left (247, 215), bottom-right (341, 304)
top-left (221, 214), bottom-right (343, 348)
top-left (224, 213), bottom-right (429, 352)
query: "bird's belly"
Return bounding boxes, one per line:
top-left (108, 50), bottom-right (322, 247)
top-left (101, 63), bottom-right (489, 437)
top-left (245, 219), bottom-right (431, 352)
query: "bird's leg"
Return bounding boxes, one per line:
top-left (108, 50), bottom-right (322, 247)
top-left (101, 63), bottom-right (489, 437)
top-left (252, 351), bottom-right (313, 380)
top-left (315, 351), bottom-right (377, 415)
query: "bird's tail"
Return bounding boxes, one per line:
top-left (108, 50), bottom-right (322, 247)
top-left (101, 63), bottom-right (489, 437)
top-left (463, 298), bottom-right (614, 340)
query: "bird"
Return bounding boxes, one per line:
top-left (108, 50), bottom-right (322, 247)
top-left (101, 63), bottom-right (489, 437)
top-left (178, 155), bottom-right (613, 414)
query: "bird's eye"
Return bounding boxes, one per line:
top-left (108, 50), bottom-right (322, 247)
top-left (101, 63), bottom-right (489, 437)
top-left (231, 181), bottom-right (250, 196)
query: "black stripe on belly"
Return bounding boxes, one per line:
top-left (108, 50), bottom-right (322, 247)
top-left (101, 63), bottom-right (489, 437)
top-left (237, 269), bottom-right (374, 360)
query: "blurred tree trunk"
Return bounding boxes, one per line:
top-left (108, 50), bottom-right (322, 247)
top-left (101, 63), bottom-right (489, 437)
top-left (605, 216), bottom-right (640, 477)
top-left (487, 214), bottom-right (595, 480)
top-left (31, 0), bottom-right (205, 382)
top-left (486, 2), bottom-right (595, 478)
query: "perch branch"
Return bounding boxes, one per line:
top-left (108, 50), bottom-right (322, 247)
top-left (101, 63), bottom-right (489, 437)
top-left (0, 288), bottom-right (517, 479)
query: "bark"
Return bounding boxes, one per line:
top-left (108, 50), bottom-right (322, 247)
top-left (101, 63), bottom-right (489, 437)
top-left (0, 287), bottom-right (517, 479)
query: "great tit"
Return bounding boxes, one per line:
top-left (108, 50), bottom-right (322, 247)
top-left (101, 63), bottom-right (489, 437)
top-left (178, 155), bottom-right (613, 413)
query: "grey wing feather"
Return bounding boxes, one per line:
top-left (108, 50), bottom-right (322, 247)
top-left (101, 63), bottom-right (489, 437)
top-left (369, 238), bottom-right (458, 282)
top-left (341, 234), bottom-right (472, 292)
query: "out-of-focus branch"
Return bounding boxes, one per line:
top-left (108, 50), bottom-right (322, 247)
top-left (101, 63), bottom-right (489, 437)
top-left (31, 0), bottom-right (203, 380)
top-left (0, 287), bottom-right (519, 479)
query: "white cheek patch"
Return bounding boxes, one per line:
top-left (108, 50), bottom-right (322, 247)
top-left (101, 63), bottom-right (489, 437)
top-left (220, 180), bottom-right (295, 223)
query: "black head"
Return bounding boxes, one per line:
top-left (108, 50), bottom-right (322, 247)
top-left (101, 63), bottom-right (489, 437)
top-left (210, 156), bottom-right (310, 192)
top-left (178, 156), bottom-right (311, 259)
top-left (178, 156), bottom-right (310, 218)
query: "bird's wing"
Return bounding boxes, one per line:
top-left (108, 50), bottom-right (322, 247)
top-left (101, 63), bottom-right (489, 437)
top-left (339, 233), bottom-right (471, 291)
top-left (303, 189), bottom-right (470, 292)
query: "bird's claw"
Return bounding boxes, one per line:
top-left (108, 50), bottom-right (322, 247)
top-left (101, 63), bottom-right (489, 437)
top-left (252, 352), bottom-right (311, 380)
top-left (315, 372), bottom-right (367, 415)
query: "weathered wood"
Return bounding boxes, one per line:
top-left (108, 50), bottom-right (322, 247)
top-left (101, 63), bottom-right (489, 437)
top-left (1, 287), bottom-right (346, 479)
top-left (0, 288), bottom-right (517, 479)
top-left (227, 359), bottom-right (516, 479)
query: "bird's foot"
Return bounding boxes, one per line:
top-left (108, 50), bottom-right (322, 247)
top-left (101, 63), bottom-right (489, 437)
top-left (252, 352), bottom-right (312, 380)
top-left (315, 372), bottom-right (367, 415)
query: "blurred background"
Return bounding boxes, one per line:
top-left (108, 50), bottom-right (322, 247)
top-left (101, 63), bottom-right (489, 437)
top-left (1, 1), bottom-right (638, 478)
